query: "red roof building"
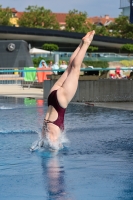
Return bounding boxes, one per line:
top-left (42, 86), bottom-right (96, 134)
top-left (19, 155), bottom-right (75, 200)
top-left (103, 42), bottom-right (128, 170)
top-left (8, 8), bottom-right (115, 28)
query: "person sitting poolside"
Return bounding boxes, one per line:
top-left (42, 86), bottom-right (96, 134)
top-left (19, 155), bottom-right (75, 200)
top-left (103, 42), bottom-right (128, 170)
top-left (38, 60), bottom-right (48, 68)
top-left (115, 66), bottom-right (127, 79)
top-left (48, 61), bottom-right (53, 68)
top-left (60, 60), bottom-right (68, 70)
top-left (115, 67), bottom-right (122, 79)
top-left (109, 73), bottom-right (116, 79)
top-left (51, 62), bottom-right (59, 75)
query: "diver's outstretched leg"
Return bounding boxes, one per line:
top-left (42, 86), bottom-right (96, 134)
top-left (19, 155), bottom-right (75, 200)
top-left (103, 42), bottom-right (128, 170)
top-left (49, 41), bottom-right (83, 93)
top-left (57, 31), bottom-right (95, 107)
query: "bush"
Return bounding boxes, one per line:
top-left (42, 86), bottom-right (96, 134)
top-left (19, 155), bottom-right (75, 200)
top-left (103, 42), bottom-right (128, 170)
top-left (120, 60), bottom-right (133, 67)
top-left (120, 44), bottom-right (133, 55)
top-left (84, 61), bottom-right (109, 68)
top-left (42, 43), bottom-right (59, 52)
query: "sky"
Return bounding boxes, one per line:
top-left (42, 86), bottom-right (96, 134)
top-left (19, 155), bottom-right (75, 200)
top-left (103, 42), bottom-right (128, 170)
top-left (0, 0), bottom-right (121, 18)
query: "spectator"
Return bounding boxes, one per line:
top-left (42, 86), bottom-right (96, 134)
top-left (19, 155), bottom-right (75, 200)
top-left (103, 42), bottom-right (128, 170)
top-left (48, 61), bottom-right (53, 68)
top-left (38, 60), bottom-right (48, 68)
top-left (60, 60), bottom-right (68, 70)
top-left (115, 67), bottom-right (122, 79)
top-left (52, 62), bottom-right (59, 74)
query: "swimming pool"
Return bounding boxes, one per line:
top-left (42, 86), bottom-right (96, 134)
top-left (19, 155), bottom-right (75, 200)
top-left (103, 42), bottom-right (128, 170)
top-left (0, 96), bottom-right (133, 200)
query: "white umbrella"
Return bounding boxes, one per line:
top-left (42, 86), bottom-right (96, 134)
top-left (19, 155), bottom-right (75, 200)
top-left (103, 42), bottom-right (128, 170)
top-left (29, 47), bottom-right (51, 54)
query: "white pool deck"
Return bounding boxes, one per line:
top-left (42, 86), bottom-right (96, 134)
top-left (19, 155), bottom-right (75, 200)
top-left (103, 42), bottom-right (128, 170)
top-left (0, 85), bottom-right (43, 99)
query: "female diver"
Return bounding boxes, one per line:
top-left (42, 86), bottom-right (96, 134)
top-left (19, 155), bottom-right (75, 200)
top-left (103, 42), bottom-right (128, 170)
top-left (31, 30), bottom-right (95, 151)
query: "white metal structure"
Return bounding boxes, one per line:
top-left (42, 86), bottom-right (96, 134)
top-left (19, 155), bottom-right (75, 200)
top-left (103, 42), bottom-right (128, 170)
top-left (29, 48), bottom-right (51, 54)
top-left (120, 0), bottom-right (130, 16)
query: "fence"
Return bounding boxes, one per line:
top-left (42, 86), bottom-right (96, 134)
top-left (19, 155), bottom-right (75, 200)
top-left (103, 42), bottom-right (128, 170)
top-left (32, 52), bottom-right (133, 62)
top-left (0, 68), bottom-right (52, 87)
top-left (0, 67), bottom-right (132, 85)
top-left (0, 69), bottom-right (22, 85)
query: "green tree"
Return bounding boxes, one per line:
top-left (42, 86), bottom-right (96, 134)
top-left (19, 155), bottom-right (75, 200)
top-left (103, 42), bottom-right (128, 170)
top-left (18, 5), bottom-right (59, 29)
top-left (88, 46), bottom-right (98, 52)
top-left (108, 16), bottom-right (133, 39)
top-left (0, 5), bottom-right (12, 25)
top-left (87, 46), bottom-right (98, 57)
top-left (95, 26), bottom-right (110, 36)
top-left (120, 44), bottom-right (133, 56)
top-left (65, 9), bottom-right (91, 33)
top-left (42, 43), bottom-right (59, 53)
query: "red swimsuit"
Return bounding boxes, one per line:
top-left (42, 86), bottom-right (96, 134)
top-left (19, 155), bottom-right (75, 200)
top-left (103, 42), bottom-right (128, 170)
top-left (45, 90), bottom-right (66, 130)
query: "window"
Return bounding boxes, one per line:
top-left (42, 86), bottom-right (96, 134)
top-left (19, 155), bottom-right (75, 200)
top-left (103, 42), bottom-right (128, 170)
top-left (12, 13), bottom-right (16, 18)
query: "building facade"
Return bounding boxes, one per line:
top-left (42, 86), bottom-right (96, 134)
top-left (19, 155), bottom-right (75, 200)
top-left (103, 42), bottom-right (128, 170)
top-left (120, 0), bottom-right (130, 16)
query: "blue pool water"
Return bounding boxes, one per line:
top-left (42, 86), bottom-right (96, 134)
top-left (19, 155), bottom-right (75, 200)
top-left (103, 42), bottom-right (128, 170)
top-left (0, 97), bottom-right (133, 200)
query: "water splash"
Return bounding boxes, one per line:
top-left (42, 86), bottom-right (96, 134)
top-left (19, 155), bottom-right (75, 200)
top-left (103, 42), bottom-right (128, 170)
top-left (30, 131), bottom-right (69, 152)
top-left (0, 106), bottom-right (14, 110)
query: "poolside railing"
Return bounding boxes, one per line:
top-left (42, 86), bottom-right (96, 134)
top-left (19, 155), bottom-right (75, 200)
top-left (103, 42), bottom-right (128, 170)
top-left (0, 67), bottom-right (132, 86)
top-left (0, 67), bottom-right (133, 73)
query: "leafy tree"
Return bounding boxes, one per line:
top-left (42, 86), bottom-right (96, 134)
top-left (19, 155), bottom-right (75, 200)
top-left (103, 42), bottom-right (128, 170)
top-left (84, 61), bottom-right (108, 68)
top-left (108, 16), bottom-right (133, 39)
top-left (120, 44), bottom-right (133, 56)
top-left (95, 26), bottom-right (110, 36)
top-left (18, 5), bottom-right (59, 29)
top-left (87, 46), bottom-right (98, 53)
top-left (0, 5), bottom-right (12, 25)
top-left (65, 9), bottom-right (91, 33)
top-left (87, 46), bottom-right (98, 57)
top-left (42, 43), bottom-right (59, 53)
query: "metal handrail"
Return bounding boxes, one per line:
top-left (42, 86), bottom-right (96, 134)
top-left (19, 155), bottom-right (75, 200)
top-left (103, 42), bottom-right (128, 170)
top-left (0, 67), bottom-right (132, 73)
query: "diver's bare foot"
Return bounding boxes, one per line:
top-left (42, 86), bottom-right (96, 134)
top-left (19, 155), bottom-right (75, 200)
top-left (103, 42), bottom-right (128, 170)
top-left (82, 30), bottom-right (95, 44)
